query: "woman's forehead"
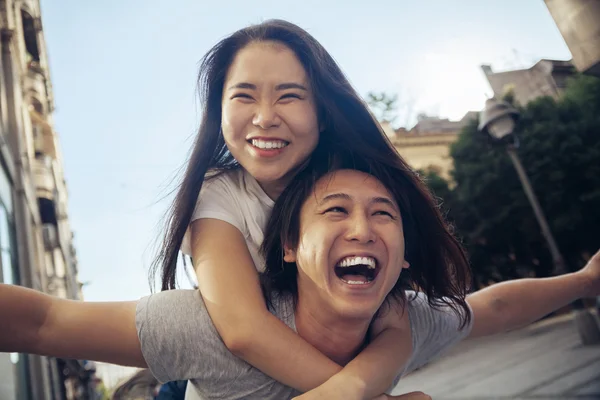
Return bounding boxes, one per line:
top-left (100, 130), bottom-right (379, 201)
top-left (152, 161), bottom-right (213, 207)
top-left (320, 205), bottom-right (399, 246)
top-left (225, 41), bottom-right (308, 86)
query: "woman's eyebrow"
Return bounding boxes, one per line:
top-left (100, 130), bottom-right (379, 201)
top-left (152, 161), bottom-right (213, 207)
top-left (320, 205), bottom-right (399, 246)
top-left (227, 82), bottom-right (256, 90)
top-left (275, 83), bottom-right (307, 91)
top-left (226, 82), bottom-right (308, 91)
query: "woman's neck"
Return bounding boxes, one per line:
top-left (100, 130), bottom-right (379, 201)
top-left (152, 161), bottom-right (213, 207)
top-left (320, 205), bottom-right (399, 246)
top-left (255, 157), bottom-right (312, 200)
top-left (294, 296), bottom-right (371, 366)
top-left (258, 179), bottom-right (288, 200)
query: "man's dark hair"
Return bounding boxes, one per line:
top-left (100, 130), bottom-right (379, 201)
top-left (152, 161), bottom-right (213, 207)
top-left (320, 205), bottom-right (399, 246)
top-left (260, 144), bottom-right (472, 328)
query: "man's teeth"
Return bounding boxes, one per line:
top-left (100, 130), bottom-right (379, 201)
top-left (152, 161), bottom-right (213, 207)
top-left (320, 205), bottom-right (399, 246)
top-left (251, 139), bottom-right (288, 149)
top-left (342, 279), bottom-right (370, 285)
top-left (337, 256), bottom-right (376, 269)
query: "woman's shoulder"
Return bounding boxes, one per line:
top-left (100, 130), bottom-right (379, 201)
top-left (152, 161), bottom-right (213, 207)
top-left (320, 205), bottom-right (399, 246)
top-left (204, 168), bottom-right (272, 208)
top-left (204, 168), bottom-right (245, 190)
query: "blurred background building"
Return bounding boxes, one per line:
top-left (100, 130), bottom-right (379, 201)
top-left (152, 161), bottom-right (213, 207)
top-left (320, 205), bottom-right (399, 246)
top-left (481, 59), bottom-right (576, 105)
top-left (544, 0), bottom-right (600, 77)
top-left (383, 113), bottom-right (476, 181)
top-left (0, 0), bottom-right (94, 399)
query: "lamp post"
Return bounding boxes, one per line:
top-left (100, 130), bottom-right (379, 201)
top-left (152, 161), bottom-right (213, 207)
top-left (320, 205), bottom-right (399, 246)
top-left (478, 98), bottom-right (600, 345)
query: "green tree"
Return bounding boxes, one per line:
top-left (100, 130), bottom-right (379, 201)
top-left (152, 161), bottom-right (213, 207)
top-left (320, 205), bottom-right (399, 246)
top-left (442, 74), bottom-right (600, 288)
top-left (367, 91), bottom-right (399, 123)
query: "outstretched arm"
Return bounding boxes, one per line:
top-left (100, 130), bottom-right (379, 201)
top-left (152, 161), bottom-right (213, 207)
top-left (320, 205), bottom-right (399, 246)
top-left (467, 249), bottom-right (600, 338)
top-left (0, 283), bottom-right (145, 367)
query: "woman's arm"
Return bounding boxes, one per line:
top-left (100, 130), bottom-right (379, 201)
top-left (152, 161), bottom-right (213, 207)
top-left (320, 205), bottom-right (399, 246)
top-left (297, 306), bottom-right (413, 399)
top-left (467, 249), bottom-right (600, 338)
top-left (0, 283), bottom-right (145, 367)
top-left (191, 218), bottom-right (343, 392)
top-left (347, 306), bottom-right (412, 396)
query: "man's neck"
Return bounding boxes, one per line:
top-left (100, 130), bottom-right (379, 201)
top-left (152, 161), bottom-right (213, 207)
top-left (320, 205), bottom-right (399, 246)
top-left (294, 298), bottom-right (371, 366)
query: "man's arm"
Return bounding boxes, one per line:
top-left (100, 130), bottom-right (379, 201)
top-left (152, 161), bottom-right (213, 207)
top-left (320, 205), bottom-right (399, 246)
top-left (467, 249), bottom-right (600, 338)
top-left (0, 283), bottom-right (145, 367)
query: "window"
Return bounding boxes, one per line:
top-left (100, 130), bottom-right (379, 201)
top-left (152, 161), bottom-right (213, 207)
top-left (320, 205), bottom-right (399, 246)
top-left (0, 163), bottom-right (16, 286)
top-left (0, 205), bottom-right (15, 285)
top-left (0, 164), bottom-right (27, 400)
top-left (31, 98), bottom-right (44, 115)
top-left (21, 10), bottom-right (40, 63)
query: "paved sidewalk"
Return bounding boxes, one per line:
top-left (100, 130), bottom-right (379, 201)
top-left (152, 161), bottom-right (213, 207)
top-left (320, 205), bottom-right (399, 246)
top-left (392, 311), bottom-right (600, 399)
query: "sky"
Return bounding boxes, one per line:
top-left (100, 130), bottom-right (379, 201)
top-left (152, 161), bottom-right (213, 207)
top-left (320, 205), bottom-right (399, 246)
top-left (38, 0), bottom-right (572, 302)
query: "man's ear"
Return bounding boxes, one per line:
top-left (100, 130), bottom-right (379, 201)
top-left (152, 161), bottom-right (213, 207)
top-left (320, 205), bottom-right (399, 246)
top-left (402, 260), bottom-right (410, 269)
top-left (283, 245), bottom-right (297, 263)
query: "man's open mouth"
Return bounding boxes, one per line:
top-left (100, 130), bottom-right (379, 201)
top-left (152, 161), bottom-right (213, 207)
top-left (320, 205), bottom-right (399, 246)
top-left (334, 256), bottom-right (379, 285)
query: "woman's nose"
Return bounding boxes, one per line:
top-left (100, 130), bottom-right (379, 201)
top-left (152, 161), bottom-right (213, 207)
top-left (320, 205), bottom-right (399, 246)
top-left (252, 102), bottom-right (281, 129)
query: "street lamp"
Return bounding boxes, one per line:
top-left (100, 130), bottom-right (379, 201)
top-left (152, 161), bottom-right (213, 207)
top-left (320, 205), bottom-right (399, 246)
top-left (478, 98), bottom-right (600, 345)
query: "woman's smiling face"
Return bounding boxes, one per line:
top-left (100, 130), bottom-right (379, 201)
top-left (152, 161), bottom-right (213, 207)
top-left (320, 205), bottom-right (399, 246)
top-left (221, 40), bottom-right (320, 199)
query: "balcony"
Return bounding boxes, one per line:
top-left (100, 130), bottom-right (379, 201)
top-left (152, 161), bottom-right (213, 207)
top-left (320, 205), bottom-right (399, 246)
top-left (31, 109), bottom-right (57, 158)
top-left (32, 156), bottom-right (55, 200)
top-left (24, 62), bottom-right (47, 102)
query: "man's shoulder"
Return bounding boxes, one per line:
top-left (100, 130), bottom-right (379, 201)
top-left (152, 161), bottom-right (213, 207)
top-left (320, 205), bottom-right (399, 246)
top-left (138, 289), bottom-right (298, 399)
top-left (402, 291), bottom-right (471, 376)
top-left (266, 291), bottom-right (296, 330)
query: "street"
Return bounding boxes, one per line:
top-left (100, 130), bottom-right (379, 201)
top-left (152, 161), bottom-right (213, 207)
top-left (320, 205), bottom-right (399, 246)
top-left (392, 311), bottom-right (600, 399)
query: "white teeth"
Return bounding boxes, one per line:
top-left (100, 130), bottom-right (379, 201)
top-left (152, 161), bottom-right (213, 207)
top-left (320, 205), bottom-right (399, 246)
top-left (336, 256), bottom-right (376, 269)
top-left (343, 280), bottom-right (369, 285)
top-left (251, 139), bottom-right (288, 149)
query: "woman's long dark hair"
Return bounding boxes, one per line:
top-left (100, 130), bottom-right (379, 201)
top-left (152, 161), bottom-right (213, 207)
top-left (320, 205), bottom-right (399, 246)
top-left (260, 145), bottom-right (472, 328)
top-left (153, 19), bottom-right (405, 290)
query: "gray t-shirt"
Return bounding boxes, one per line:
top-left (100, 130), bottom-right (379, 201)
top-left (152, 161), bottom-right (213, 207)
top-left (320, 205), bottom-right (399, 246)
top-left (136, 290), bottom-right (472, 400)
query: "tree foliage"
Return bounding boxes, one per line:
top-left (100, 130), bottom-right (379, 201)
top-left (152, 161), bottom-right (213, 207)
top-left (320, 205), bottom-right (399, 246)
top-left (367, 91), bottom-right (399, 123)
top-left (425, 75), bottom-right (600, 288)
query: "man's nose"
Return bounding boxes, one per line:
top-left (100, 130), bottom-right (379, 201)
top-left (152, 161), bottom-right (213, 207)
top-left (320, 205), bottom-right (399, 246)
top-left (252, 102), bottom-right (281, 129)
top-left (345, 213), bottom-right (376, 244)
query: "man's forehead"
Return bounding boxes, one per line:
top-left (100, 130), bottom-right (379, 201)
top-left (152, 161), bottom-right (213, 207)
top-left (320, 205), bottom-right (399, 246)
top-left (311, 170), bottom-right (395, 205)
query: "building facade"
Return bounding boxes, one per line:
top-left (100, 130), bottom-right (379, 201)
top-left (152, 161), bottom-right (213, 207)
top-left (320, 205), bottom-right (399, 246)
top-left (481, 59), bottom-right (576, 106)
top-left (544, 0), bottom-right (600, 77)
top-left (384, 113), bottom-right (476, 181)
top-left (0, 0), bottom-right (91, 399)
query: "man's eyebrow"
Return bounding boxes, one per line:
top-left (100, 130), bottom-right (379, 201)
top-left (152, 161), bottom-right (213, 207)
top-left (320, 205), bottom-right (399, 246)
top-left (318, 193), bottom-right (398, 211)
top-left (372, 196), bottom-right (399, 212)
top-left (318, 192), bottom-right (351, 205)
top-left (227, 82), bottom-right (256, 91)
top-left (275, 83), bottom-right (308, 91)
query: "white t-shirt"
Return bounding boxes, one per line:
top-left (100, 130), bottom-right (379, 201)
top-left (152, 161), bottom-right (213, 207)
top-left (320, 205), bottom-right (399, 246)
top-left (181, 168), bottom-right (274, 271)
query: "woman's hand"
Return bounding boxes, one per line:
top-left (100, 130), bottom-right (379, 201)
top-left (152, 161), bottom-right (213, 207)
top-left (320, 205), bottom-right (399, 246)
top-left (293, 382), bottom-right (431, 400)
top-left (291, 375), bottom-right (365, 400)
top-left (374, 392), bottom-right (432, 400)
top-left (579, 249), bottom-right (600, 297)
